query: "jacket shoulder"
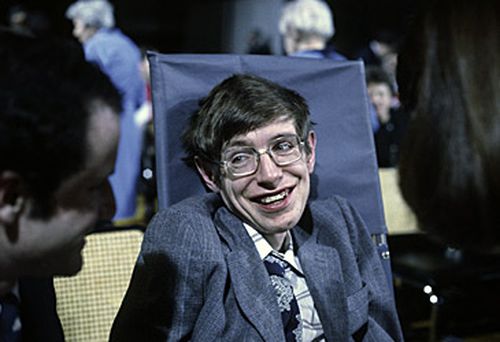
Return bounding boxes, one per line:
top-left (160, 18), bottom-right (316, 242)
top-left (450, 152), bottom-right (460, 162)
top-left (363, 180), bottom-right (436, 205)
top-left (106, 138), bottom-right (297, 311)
top-left (141, 193), bottom-right (223, 253)
top-left (307, 195), bottom-right (368, 243)
top-left (309, 195), bottom-right (353, 218)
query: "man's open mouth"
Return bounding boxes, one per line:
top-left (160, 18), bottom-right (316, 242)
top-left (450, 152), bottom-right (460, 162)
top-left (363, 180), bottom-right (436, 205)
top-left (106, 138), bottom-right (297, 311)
top-left (255, 188), bottom-right (291, 205)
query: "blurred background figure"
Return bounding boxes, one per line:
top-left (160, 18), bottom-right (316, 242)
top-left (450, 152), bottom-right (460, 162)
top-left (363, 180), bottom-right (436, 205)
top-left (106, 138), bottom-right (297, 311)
top-left (136, 46), bottom-right (154, 129)
top-left (366, 66), bottom-right (408, 168)
top-left (279, 0), bottom-right (382, 133)
top-left (7, 4), bottom-right (30, 34)
top-left (397, 0), bottom-right (500, 252)
top-left (66, 0), bottom-right (146, 223)
top-left (357, 29), bottom-right (400, 93)
top-left (278, 0), bottom-right (346, 61)
top-left (7, 4), bottom-right (51, 37)
top-left (135, 46), bottom-right (157, 224)
top-left (245, 28), bottom-right (272, 55)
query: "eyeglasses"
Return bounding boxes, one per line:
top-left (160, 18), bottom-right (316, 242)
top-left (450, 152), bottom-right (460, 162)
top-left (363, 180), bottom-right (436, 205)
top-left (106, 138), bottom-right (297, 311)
top-left (220, 135), bottom-right (305, 178)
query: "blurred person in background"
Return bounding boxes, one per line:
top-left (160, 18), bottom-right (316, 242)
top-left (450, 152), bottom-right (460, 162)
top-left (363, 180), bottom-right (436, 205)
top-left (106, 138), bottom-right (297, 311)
top-left (278, 0), bottom-right (346, 61)
top-left (135, 46), bottom-right (158, 223)
top-left (279, 0), bottom-right (381, 134)
top-left (7, 5), bottom-right (30, 35)
top-left (66, 0), bottom-right (146, 222)
top-left (397, 0), bottom-right (500, 252)
top-left (7, 4), bottom-right (51, 37)
top-left (357, 30), bottom-right (400, 94)
top-left (366, 66), bottom-right (409, 168)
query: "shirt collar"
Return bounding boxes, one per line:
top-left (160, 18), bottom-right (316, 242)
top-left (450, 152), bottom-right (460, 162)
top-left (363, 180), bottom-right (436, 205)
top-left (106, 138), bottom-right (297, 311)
top-left (243, 223), bottom-right (303, 274)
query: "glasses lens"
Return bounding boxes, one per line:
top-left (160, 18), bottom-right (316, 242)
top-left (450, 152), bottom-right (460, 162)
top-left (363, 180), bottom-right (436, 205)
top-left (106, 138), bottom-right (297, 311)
top-left (270, 136), bottom-right (302, 165)
top-left (224, 148), bottom-right (257, 176)
top-left (222, 135), bottom-right (303, 177)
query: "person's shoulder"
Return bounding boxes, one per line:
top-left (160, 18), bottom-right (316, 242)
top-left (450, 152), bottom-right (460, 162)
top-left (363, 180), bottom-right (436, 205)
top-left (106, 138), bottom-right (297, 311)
top-left (140, 193), bottom-right (223, 250)
top-left (309, 195), bottom-right (366, 227)
top-left (309, 194), bottom-right (350, 212)
top-left (152, 193), bottom-right (222, 224)
top-left (146, 193), bottom-right (223, 238)
top-left (108, 28), bottom-right (141, 52)
top-left (321, 46), bottom-right (348, 61)
top-left (308, 196), bottom-right (370, 246)
top-left (391, 106), bottom-right (410, 122)
top-left (90, 28), bottom-right (137, 49)
top-left (18, 278), bottom-right (65, 341)
top-left (308, 195), bottom-right (355, 227)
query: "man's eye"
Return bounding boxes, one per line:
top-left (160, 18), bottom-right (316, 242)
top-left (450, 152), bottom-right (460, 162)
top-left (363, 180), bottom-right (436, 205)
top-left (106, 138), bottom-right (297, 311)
top-left (273, 141), bottom-right (294, 152)
top-left (229, 152), bottom-right (252, 166)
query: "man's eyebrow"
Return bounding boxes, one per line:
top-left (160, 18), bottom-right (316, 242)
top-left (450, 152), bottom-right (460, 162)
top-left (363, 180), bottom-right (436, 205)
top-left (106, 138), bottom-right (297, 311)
top-left (226, 132), bottom-right (297, 148)
top-left (225, 139), bottom-right (251, 148)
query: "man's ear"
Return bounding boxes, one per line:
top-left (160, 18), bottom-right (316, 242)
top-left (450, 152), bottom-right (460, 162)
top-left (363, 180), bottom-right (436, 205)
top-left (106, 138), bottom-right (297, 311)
top-left (306, 130), bottom-right (317, 174)
top-left (194, 157), bottom-right (221, 193)
top-left (0, 171), bottom-right (25, 227)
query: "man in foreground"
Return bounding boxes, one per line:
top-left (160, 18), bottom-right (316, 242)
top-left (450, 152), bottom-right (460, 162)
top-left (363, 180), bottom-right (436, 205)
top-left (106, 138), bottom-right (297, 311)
top-left (0, 30), bottom-right (121, 340)
top-left (111, 74), bottom-right (402, 341)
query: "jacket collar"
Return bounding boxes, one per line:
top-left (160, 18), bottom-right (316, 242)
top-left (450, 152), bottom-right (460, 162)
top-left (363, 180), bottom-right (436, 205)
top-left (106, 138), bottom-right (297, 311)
top-left (293, 217), bottom-right (349, 341)
top-left (214, 206), bottom-right (284, 341)
top-left (214, 203), bottom-right (349, 341)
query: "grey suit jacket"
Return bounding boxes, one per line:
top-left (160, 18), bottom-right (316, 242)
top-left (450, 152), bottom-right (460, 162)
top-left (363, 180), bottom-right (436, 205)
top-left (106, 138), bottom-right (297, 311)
top-left (111, 193), bottom-right (403, 341)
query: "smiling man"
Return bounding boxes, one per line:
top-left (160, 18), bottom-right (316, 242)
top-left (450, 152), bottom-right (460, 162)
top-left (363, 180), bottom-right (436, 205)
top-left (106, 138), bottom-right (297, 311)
top-left (111, 74), bottom-right (402, 341)
top-left (0, 30), bottom-right (121, 340)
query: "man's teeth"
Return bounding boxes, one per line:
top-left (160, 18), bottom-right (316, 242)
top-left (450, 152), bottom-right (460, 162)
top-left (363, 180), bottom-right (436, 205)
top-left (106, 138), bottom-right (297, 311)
top-left (260, 190), bottom-right (288, 204)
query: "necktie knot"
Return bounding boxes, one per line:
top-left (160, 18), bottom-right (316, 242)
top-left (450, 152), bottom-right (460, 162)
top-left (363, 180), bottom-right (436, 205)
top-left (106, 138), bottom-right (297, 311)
top-left (264, 253), bottom-right (288, 277)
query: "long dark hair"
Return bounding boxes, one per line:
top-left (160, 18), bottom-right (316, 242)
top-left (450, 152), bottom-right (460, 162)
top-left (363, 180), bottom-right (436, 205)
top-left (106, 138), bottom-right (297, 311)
top-left (397, 0), bottom-right (500, 252)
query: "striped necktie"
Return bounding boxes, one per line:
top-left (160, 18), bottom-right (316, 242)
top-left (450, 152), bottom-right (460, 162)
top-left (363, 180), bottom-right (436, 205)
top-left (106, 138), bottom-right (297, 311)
top-left (264, 253), bottom-right (302, 342)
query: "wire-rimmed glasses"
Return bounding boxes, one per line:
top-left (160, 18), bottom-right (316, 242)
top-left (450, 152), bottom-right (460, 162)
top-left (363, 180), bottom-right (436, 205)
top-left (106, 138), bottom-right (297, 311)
top-left (220, 134), bottom-right (305, 178)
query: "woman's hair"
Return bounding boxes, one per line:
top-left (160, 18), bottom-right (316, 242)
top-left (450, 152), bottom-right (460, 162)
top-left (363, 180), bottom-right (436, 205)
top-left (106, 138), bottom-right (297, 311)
top-left (397, 0), bottom-right (500, 252)
top-left (182, 74), bottom-right (313, 182)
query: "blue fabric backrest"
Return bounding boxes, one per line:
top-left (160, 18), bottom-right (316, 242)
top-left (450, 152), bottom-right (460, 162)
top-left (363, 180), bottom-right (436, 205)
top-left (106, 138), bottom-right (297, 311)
top-left (148, 53), bottom-right (387, 237)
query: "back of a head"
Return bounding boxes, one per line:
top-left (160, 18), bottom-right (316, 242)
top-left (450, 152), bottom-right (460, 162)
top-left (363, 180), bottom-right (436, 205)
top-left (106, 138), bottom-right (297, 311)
top-left (397, 0), bottom-right (500, 252)
top-left (279, 0), bottom-right (335, 41)
top-left (0, 30), bottom-right (121, 217)
top-left (65, 0), bottom-right (115, 29)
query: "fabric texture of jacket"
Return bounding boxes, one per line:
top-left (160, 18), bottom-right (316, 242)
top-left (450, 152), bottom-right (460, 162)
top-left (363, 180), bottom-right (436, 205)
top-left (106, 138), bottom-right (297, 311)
top-left (111, 193), bottom-right (403, 341)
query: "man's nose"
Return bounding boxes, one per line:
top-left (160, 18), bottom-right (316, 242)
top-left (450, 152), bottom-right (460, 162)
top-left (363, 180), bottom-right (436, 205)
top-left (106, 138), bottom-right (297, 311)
top-left (255, 153), bottom-right (282, 187)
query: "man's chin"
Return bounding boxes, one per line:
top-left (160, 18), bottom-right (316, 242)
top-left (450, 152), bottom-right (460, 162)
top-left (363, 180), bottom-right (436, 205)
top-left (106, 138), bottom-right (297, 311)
top-left (56, 264), bottom-right (83, 277)
top-left (55, 255), bottom-right (84, 277)
top-left (32, 253), bottom-right (84, 278)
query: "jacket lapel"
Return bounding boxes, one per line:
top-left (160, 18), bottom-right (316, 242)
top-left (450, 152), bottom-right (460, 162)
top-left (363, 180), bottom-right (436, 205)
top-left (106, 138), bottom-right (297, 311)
top-left (294, 223), bottom-right (349, 341)
top-left (215, 207), bottom-right (285, 341)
